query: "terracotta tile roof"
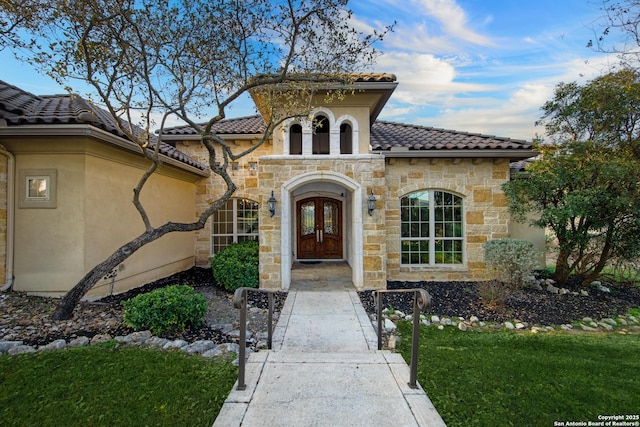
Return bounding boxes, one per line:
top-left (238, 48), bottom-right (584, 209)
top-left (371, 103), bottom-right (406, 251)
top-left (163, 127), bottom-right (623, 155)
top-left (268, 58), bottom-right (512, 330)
top-left (371, 120), bottom-right (532, 151)
top-left (162, 115), bottom-right (267, 136)
top-left (0, 80), bottom-right (207, 171)
top-left (164, 115), bottom-right (531, 153)
top-left (352, 73), bottom-right (397, 83)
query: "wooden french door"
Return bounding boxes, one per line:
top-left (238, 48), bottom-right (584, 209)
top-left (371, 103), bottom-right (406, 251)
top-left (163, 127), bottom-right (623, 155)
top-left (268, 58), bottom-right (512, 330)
top-left (296, 197), bottom-right (343, 259)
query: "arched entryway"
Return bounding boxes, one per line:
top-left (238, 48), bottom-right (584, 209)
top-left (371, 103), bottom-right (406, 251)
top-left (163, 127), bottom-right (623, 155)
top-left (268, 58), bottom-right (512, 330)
top-left (280, 171), bottom-right (364, 290)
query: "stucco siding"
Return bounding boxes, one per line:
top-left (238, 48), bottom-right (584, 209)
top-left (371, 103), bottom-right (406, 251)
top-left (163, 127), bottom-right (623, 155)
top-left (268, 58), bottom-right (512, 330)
top-left (12, 150), bottom-right (86, 294)
top-left (0, 155), bottom-right (8, 285)
top-left (5, 135), bottom-right (198, 297)
top-left (83, 153), bottom-right (197, 297)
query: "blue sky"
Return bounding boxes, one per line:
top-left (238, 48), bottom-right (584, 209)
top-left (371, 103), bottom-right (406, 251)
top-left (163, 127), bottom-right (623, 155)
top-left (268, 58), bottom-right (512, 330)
top-left (0, 0), bottom-right (620, 140)
top-left (349, 0), bottom-right (619, 140)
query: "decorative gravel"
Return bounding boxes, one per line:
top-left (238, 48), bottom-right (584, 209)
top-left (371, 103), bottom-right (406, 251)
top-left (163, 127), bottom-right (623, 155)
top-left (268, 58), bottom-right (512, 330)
top-left (1, 267), bottom-right (286, 347)
top-left (358, 275), bottom-right (640, 326)
top-left (3, 268), bottom-right (639, 351)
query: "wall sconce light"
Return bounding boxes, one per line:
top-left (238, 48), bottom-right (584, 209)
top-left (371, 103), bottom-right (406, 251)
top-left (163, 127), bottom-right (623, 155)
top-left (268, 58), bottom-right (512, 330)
top-left (367, 190), bottom-right (376, 216)
top-left (268, 191), bottom-right (277, 217)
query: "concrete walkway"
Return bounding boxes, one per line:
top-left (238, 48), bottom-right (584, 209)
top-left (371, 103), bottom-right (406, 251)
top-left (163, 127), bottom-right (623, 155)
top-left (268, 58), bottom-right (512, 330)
top-left (213, 265), bottom-right (446, 426)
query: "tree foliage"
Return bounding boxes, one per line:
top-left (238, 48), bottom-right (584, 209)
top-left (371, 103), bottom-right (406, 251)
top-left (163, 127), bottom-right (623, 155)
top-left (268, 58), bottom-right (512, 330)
top-left (503, 69), bottom-right (640, 285)
top-left (0, 0), bottom-right (391, 319)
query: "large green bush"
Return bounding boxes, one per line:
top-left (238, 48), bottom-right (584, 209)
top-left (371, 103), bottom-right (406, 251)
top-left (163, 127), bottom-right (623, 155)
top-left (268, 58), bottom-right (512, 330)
top-left (122, 285), bottom-right (207, 335)
top-left (211, 240), bottom-right (259, 291)
top-left (484, 238), bottom-right (539, 289)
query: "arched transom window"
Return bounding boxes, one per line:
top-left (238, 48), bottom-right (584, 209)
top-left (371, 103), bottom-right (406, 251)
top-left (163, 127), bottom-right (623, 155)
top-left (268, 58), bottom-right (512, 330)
top-left (286, 113), bottom-right (356, 155)
top-left (340, 123), bottom-right (352, 154)
top-left (312, 115), bottom-right (330, 154)
top-left (289, 123), bottom-right (302, 155)
top-left (400, 190), bottom-right (464, 265)
top-left (211, 198), bottom-right (259, 254)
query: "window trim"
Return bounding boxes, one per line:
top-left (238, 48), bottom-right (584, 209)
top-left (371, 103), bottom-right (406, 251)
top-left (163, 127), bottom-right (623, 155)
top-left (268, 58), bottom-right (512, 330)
top-left (18, 168), bottom-right (57, 209)
top-left (400, 190), bottom-right (465, 267)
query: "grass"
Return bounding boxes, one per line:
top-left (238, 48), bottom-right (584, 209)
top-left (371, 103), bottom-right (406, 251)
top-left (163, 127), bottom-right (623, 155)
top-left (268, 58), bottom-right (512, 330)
top-left (0, 345), bottom-right (237, 427)
top-left (397, 323), bottom-right (640, 426)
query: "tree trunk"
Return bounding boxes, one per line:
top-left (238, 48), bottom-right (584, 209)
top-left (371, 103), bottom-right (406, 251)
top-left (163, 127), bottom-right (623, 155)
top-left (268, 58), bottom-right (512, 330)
top-left (553, 248), bottom-right (572, 284)
top-left (581, 230), bottom-right (614, 285)
top-left (51, 224), bottom-right (198, 320)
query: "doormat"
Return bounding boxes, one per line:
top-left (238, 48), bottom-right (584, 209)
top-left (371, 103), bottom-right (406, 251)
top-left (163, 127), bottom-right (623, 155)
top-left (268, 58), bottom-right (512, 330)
top-left (299, 261), bottom-right (322, 264)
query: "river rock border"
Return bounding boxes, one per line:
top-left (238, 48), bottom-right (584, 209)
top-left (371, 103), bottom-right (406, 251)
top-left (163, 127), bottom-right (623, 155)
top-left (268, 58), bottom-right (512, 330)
top-left (374, 309), bottom-right (640, 349)
top-left (0, 329), bottom-right (255, 363)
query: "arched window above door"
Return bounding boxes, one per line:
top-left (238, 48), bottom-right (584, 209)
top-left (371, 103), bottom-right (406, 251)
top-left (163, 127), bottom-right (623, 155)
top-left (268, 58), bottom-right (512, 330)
top-left (289, 123), bottom-right (302, 155)
top-left (340, 123), bottom-right (353, 154)
top-left (312, 115), bottom-right (330, 154)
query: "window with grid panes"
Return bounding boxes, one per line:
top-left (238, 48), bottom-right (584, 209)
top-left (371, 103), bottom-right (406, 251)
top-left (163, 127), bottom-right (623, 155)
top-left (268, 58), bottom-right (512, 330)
top-left (400, 190), bottom-right (464, 266)
top-left (211, 198), bottom-right (259, 254)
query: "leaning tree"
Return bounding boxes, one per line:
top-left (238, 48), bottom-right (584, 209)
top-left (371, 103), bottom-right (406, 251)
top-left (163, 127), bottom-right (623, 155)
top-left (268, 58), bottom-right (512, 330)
top-left (0, 0), bottom-right (391, 319)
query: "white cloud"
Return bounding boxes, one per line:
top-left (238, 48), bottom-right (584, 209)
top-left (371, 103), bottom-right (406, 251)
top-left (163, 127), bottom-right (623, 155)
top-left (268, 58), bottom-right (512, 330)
top-left (370, 0), bottom-right (495, 54)
top-left (375, 51), bottom-right (493, 103)
top-left (416, 0), bottom-right (495, 47)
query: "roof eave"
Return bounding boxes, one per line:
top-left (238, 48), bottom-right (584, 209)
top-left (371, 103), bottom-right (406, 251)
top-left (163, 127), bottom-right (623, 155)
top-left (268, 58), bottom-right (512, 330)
top-left (312, 81), bottom-right (398, 124)
top-left (0, 124), bottom-right (210, 177)
top-left (377, 148), bottom-right (537, 161)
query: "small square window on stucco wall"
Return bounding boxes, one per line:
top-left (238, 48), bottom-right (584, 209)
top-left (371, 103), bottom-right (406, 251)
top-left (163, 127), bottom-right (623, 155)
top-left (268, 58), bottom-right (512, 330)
top-left (18, 169), bottom-right (57, 209)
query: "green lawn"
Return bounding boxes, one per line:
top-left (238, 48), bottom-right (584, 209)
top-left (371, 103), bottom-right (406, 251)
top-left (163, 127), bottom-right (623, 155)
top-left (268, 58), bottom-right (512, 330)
top-left (397, 323), bottom-right (640, 427)
top-left (0, 345), bottom-right (237, 427)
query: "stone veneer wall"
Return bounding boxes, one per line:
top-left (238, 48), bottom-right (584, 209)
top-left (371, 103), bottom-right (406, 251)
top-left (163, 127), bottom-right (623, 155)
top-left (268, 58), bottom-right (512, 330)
top-left (172, 137), bottom-right (515, 286)
top-left (175, 139), bottom-right (273, 267)
top-left (258, 155), bottom-right (386, 290)
top-left (384, 157), bottom-right (511, 282)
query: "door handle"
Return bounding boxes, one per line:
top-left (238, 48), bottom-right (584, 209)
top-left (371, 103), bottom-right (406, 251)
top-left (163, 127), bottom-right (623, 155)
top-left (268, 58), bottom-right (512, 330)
top-left (320, 230), bottom-right (323, 244)
top-left (316, 230), bottom-right (320, 243)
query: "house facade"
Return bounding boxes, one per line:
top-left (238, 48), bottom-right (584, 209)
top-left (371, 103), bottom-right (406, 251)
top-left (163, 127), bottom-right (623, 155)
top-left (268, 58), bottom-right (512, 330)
top-left (0, 80), bottom-right (208, 297)
top-left (162, 74), bottom-right (539, 291)
top-left (0, 75), bottom-right (539, 297)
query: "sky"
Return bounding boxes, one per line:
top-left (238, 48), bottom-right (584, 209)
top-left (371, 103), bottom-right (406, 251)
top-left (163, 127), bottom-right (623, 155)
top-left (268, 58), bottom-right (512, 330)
top-left (0, 0), bottom-right (622, 141)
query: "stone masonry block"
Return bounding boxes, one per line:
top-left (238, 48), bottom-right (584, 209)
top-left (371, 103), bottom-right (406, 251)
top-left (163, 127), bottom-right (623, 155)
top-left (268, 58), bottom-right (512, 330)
top-left (466, 211), bottom-right (484, 224)
top-left (363, 256), bottom-right (382, 271)
top-left (467, 235), bottom-right (488, 243)
top-left (473, 188), bottom-right (492, 202)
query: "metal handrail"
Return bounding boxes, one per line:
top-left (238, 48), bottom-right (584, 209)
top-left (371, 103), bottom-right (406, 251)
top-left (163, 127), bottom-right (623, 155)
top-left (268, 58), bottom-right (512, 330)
top-left (372, 289), bottom-right (431, 389)
top-left (232, 287), bottom-right (276, 391)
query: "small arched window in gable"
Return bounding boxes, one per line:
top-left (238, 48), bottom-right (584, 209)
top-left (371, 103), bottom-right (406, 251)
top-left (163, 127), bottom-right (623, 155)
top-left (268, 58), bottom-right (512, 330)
top-left (289, 124), bottom-right (302, 155)
top-left (340, 123), bottom-right (353, 154)
top-left (312, 115), bottom-right (330, 154)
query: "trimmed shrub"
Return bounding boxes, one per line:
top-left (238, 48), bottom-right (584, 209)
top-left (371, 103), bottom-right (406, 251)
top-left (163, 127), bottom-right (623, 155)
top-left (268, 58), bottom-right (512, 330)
top-left (122, 285), bottom-right (207, 336)
top-left (484, 238), bottom-right (539, 289)
top-left (211, 240), bottom-right (259, 291)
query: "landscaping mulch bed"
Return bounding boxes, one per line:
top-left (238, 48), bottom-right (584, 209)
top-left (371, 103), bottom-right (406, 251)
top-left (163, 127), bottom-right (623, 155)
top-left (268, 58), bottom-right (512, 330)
top-left (2, 268), bottom-right (640, 349)
top-left (1, 267), bottom-right (286, 347)
top-left (358, 275), bottom-right (640, 325)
